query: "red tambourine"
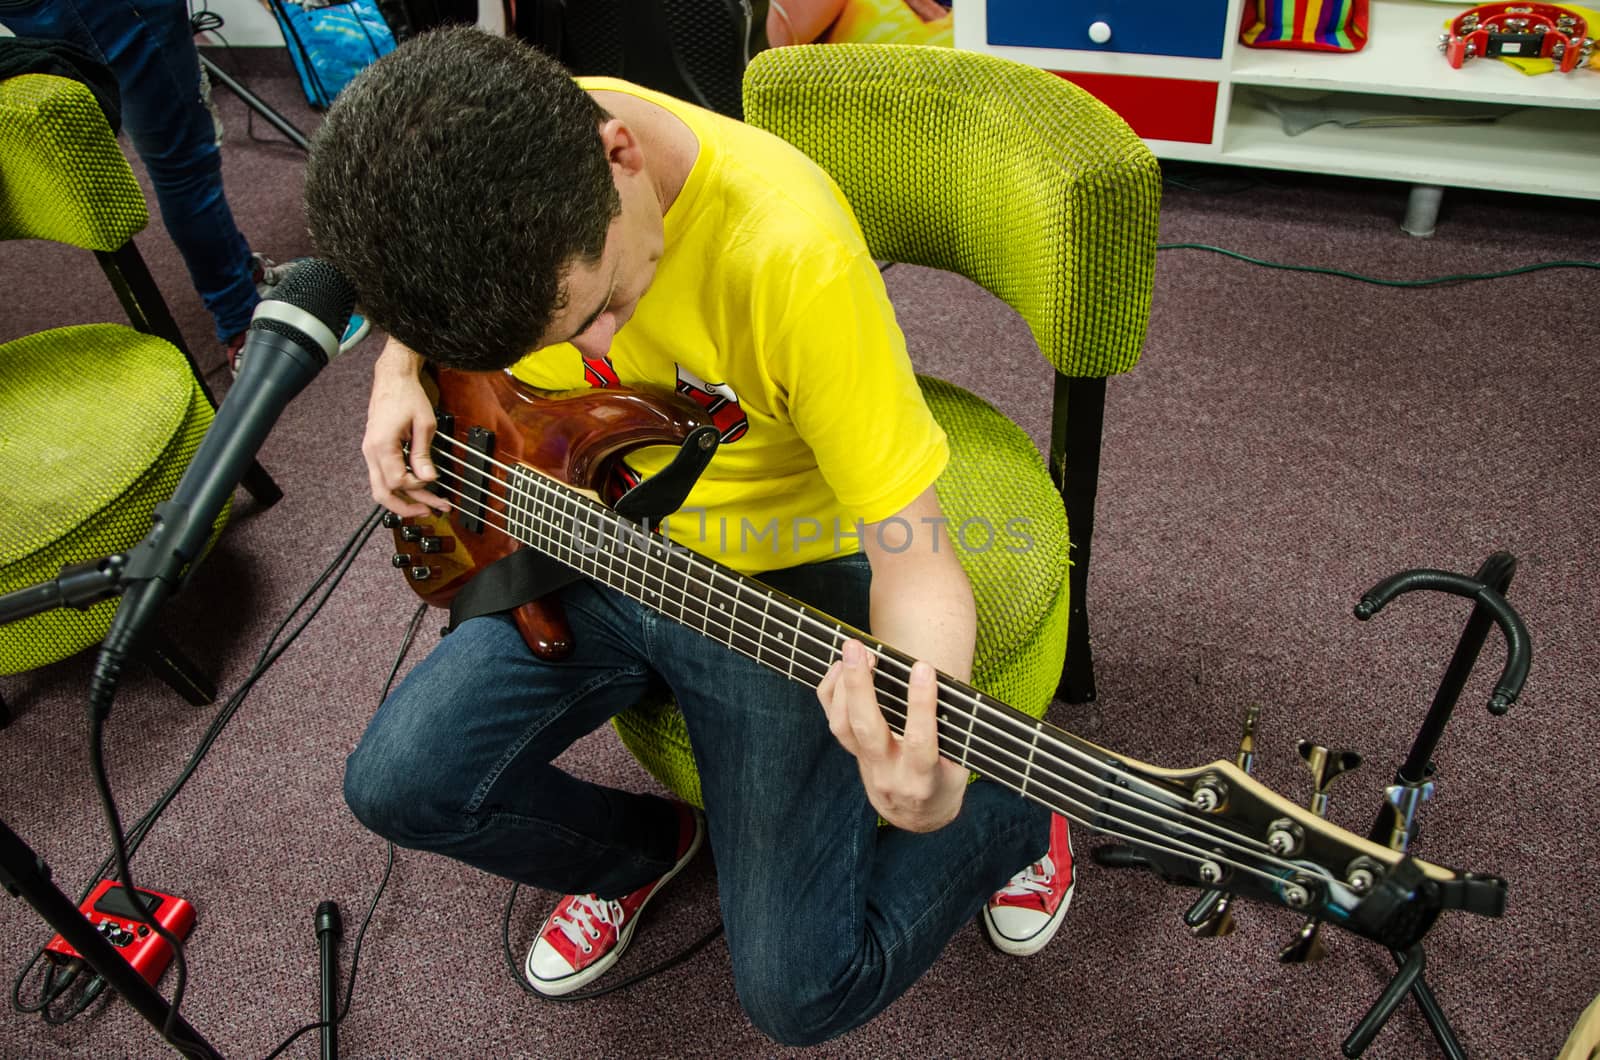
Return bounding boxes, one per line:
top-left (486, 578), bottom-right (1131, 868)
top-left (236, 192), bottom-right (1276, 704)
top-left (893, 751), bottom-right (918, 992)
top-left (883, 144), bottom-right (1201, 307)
top-left (1440, 3), bottom-right (1594, 71)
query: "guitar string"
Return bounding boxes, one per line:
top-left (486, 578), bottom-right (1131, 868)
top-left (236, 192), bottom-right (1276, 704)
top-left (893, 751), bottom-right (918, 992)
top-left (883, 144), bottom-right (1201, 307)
top-left (419, 455), bottom-right (1334, 895)
top-left (417, 441), bottom-right (1332, 888)
top-left (419, 439), bottom-right (1208, 823)
top-left (410, 439), bottom-right (1333, 892)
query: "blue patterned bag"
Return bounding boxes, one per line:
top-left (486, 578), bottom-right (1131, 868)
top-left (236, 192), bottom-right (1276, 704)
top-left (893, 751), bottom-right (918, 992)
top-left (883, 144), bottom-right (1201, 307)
top-left (269, 0), bottom-right (397, 109)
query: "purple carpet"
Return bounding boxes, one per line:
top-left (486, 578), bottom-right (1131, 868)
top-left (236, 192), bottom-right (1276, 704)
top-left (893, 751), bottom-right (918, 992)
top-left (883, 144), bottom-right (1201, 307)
top-left (2, 47), bottom-right (1597, 1059)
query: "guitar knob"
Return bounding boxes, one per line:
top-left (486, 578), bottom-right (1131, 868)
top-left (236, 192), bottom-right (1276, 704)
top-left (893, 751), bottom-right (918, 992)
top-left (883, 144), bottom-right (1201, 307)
top-left (391, 553), bottom-right (411, 568)
top-left (400, 524), bottom-right (424, 542)
top-left (419, 536), bottom-right (454, 554)
top-left (380, 511), bottom-right (402, 529)
top-left (409, 565), bottom-right (434, 582)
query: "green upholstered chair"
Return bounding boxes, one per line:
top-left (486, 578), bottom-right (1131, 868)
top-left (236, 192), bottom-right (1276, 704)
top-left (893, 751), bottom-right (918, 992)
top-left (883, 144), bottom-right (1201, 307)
top-left (613, 44), bottom-right (1160, 806)
top-left (0, 74), bottom-right (276, 725)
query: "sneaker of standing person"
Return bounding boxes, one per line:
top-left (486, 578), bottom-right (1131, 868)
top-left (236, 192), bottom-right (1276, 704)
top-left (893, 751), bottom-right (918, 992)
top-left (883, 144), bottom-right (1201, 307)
top-left (525, 804), bottom-right (706, 997)
top-left (981, 813), bottom-right (1075, 956)
top-left (228, 254), bottom-right (372, 375)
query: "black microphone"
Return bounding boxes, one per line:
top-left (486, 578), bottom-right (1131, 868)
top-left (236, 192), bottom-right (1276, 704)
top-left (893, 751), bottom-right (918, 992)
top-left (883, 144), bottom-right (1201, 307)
top-left (90, 260), bottom-right (358, 716)
top-left (315, 900), bottom-right (342, 1060)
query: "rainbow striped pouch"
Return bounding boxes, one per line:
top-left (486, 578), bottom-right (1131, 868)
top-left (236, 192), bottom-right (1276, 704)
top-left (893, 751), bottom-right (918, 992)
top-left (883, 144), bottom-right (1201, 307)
top-left (1240, 0), bottom-right (1370, 52)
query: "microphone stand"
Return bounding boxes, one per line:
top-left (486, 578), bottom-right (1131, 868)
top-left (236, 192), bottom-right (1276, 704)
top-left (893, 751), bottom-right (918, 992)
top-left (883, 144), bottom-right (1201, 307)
top-left (0, 558), bottom-right (336, 1057)
top-left (198, 53), bottom-right (310, 153)
top-left (0, 560), bottom-right (225, 1057)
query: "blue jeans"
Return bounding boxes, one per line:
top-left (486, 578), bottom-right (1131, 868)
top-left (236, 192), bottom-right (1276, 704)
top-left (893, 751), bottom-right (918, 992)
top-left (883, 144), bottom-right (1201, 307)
top-left (0, 0), bottom-right (258, 343)
top-left (345, 553), bottom-right (1049, 1045)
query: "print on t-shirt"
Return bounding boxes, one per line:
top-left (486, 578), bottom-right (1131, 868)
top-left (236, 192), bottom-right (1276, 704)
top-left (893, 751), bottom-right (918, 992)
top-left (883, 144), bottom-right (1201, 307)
top-left (581, 354), bottom-right (749, 445)
top-left (674, 364), bottom-right (748, 444)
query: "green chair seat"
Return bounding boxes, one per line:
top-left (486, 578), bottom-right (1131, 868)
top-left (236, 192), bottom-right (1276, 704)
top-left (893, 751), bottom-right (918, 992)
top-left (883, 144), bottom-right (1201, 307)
top-left (614, 376), bottom-right (1070, 807)
top-left (0, 324), bottom-right (225, 675)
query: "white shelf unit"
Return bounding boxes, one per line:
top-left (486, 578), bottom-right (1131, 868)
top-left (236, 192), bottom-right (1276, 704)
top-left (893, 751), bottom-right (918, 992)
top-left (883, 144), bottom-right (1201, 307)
top-left (958, 0), bottom-right (1600, 205)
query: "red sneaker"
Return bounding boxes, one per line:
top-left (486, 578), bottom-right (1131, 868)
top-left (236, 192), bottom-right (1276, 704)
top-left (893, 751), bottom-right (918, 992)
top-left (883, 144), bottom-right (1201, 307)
top-left (981, 813), bottom-right (1075, 956)
top-left (223, 329), bottom-right (248, 377)
top-left (524, 804), bottom-right (705, 996)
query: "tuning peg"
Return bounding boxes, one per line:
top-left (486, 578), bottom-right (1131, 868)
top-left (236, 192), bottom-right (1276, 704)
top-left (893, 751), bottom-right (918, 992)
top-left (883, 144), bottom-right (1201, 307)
top-left (1235, 704), bottom-right (1261, 771)
top-left (1186, 888), bottom-right (1237, 938)
top-left (1297, 740), bottom-right (1363, 817)
top-left (1277, 742), bottom-right (1362, 964)
top-left (1383, 780), bottom-right (1437, 853)
top-left (1279, 914), bottom-right (1330, 964)
top-left (1186, 705), bottom-right (1262, 939)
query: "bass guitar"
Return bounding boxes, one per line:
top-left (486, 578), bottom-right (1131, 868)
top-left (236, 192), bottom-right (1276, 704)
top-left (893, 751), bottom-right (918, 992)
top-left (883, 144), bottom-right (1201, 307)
top-left (388, 366), bottom-right (1507, 952)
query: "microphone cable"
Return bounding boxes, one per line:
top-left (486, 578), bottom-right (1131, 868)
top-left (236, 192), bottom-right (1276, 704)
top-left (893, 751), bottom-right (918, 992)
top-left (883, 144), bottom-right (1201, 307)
top-left (10, 505), bottom-right (385, 1042)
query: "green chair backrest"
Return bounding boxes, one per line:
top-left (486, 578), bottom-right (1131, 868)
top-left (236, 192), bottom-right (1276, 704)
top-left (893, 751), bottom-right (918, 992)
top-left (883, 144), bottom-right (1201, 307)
top-left (743, 44), bottom-right (1161, 379)
top-left (0, 74), bottom-right (148, 250)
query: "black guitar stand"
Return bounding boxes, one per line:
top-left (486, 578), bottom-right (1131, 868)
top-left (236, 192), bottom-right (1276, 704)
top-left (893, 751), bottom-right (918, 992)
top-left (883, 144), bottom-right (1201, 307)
top-left (1339, 550), bottom-right (1529, 1059)
top-left (1091, 551), bottom-right (1531, 1059)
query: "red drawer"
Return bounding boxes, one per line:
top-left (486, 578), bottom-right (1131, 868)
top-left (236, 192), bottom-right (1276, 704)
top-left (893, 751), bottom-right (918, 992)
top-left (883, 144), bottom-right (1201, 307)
top-left (1051, 70), bottom-right (1218, 144)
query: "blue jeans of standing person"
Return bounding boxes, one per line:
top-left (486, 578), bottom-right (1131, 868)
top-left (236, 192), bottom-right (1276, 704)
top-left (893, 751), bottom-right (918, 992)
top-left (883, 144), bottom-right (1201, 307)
top-left (0, 0), bottom-right (258, 343)
top-left (344, 553), bottom-right (1050, 1046)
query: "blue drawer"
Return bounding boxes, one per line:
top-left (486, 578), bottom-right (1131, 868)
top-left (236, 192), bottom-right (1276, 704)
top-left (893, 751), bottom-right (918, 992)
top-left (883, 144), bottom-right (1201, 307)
top-left (986, 0), bottom-right (1230, 59)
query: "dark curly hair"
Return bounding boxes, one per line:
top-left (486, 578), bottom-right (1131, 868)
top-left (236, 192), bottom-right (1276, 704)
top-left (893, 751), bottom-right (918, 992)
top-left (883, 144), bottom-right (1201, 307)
top-left (304, 27), bottom-right (620, 371)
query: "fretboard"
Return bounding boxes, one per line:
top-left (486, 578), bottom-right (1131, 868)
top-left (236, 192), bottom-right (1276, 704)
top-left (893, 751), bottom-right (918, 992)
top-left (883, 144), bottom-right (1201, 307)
top-left (497, 464), bottom-right (1133, 828)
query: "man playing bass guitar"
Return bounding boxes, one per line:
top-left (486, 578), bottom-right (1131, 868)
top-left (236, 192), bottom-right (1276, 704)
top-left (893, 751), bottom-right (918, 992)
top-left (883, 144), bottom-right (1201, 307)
top-left (305, 27), bottom-right (1070, 1043)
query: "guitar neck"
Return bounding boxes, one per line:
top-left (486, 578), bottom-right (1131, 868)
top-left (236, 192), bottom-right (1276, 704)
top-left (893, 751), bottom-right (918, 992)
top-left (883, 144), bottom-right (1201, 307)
top-left (496, 464), bottom-right (1189, 832)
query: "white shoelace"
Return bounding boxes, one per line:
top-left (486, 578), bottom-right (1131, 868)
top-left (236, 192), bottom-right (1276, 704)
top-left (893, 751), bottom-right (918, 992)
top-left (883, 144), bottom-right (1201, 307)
top-left (553, 895), bottom-right (624, 954)
top-left (997, 853), bottom-right (1058, 898)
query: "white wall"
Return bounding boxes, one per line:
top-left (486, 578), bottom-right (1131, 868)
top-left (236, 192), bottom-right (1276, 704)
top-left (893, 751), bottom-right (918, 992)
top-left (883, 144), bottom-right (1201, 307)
top-left (197, 1), bottom-right (500, 46)
top-left (198, 0), bottom-right (293, 47)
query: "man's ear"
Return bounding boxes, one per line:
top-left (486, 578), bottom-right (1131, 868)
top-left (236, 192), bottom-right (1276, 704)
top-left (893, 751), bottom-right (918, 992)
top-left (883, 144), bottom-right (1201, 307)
top-left (598, 117), bottom-right (645, 176)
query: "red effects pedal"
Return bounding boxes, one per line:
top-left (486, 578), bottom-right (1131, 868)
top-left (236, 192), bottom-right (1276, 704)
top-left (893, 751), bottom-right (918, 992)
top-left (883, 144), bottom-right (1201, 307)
top-left (44, 880), bottom-right (195, 986)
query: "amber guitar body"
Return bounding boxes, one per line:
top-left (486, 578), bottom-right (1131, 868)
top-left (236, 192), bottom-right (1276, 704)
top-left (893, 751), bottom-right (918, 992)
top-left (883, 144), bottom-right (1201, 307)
top-left (388, 367), bottom-right (712, 658)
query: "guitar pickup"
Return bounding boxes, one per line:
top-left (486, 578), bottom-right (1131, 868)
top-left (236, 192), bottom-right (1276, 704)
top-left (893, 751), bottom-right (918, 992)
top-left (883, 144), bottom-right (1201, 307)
top-left (459, 426), bottom-right (496, 535)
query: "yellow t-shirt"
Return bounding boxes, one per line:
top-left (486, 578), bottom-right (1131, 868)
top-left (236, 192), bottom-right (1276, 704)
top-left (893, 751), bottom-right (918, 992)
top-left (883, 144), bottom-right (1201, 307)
top-left (510, 77), bottom-right (947, 575)
top-left (824, 0), bottom-right (953, 46)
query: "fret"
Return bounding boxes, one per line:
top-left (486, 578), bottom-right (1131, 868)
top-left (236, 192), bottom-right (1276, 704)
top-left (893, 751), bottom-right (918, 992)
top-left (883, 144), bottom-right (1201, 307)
top-left (513, 471), bottom-right (528, 546)
top-left (785, 618), bottom-right (803, 681)
top-left (707, 568), bottom-right (737, 648)
top-left (697, 561), bottom-right (716, 637)
top-left (726, 578), bottom-right (762, 661)
top-left (634, 518), bottom-right (660, 606)
top-left (669, 542), bottom-right (694, 625)
top-left (591, 505), bottom-right (617, 589)
top-left (609, 515), bottom-right (647, 600)
top-left (1019, 727), bottom-right (1040, 799)
top-left (955, 685), bottom-right (979, 770)
top-left (571, 499), bottom-right (602, 580)
top-left (756, 592), bottom-right (774, 669)
top-left (960, 702), bottom-right (1038, 795)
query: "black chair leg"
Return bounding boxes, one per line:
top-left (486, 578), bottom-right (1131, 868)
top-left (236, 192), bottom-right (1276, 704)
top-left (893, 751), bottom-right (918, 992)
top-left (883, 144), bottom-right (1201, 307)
top-left (240, 461), bottom-right (284, 508)
top-left (136, 629), bottom-right (216, 707)
top-left (97, 245), bottom-right (286, 510)
top-left (1051, 375), bottom-right (1106, 705)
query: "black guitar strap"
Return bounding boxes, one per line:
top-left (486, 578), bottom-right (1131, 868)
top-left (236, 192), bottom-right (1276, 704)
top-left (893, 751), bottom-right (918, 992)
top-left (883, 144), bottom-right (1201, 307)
top-left (444, 425), bottom-right (720, 634)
